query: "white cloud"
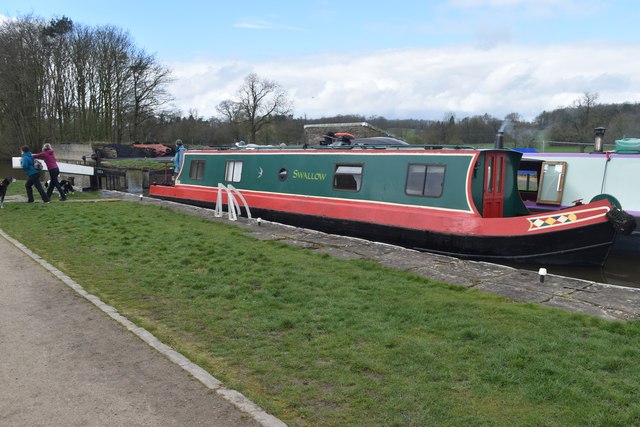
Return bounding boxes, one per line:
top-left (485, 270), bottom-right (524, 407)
top-left (166, 42), bottom-right (640, 121)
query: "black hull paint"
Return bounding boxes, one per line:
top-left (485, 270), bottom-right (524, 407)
top-left (154, 196), bottom-right (615, 267)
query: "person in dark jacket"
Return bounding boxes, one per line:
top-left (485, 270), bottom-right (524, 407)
top-left (33, 143), bottom-right (66, 201)
top-left (20, 145), bottom-right (49, 203)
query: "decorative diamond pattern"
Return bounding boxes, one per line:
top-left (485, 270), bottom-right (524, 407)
top-left (529, 213), bottom-right (578, 229)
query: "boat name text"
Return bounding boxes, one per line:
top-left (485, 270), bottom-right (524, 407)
top-left (292, 169), bottom-right (327, 181)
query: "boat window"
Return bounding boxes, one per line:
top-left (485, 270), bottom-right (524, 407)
top-left (189, 160), bottom-right (205, 180)
top-left (333, 164), bottom-right (363, 191)
top-left (279, 168), bottom-right (288, 181)
top-left (225, 160), bottom-right (243, 182)
top-left (486, 156), bottom-right (494, 192)
top-left (517, 170), bottom-right (538, 192)
top-left (536, 161), bottom-right (567, 205)
top-left (406, 163), bottom-right (445, 197)
top-left (496, 156), bottom-right (504, 193)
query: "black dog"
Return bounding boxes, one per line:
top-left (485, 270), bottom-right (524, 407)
top-left (45, 179), bottom-right (75, 196)
top-left (0, 177), bottom-right (16, 208)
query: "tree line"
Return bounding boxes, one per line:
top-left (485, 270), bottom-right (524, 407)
top-left (0, 15), bottom-right (171, 157)
top-left (2, 15), bottom-right (640, 158)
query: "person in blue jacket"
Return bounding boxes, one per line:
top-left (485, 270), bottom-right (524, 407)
top-left (21, 145), bottom-right (50, 203)
top-left (173, 139), bottom-right (186, 178)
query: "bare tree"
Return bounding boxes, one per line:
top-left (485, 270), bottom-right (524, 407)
top-left (41, 17), bottom-right (75, 142)
top-left (69, 26), bottom-right (98, 141)
top-left (215, 100), bottom-right (243, 143)
top-left (0, 16), bottom-right (48, 150)
top-left (572, 92), bottom-right (599, 147)
top-left (216, 99), bottom-right (240, 123)
top-left (607, 110), bottom-right (640, 142)
top-left (127, 49), bottom-right (172, 141)
top-left (220, 73), bottom-right (293, 144)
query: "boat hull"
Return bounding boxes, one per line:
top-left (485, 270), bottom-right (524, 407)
top-left (151, 191), bottom-right (615, 267)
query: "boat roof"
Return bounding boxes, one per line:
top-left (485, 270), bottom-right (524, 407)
top-left (202, 137), bottom-right (480, 152)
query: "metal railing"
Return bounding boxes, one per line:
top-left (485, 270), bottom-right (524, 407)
top-left (214, 183), bottom-right (252, 221)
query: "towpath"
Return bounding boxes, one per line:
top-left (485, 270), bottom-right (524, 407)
top-left (0, 229), bottom-right (283, 426)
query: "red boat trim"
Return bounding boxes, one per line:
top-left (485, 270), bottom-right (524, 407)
top-left (150, 183), bottom-right (613, 238)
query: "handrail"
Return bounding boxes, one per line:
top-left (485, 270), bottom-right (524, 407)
top-left (227, 184), bottom-right (252, 219)
top-left (214, 183), bottom-right (252, 221)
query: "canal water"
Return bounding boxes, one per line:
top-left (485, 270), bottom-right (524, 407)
top-left (508, 246), bottom-right (640, 289)
top-left (2, 159), bottom-right (639, 288)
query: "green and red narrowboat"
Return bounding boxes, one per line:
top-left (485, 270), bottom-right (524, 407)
top-left (149, 138), bottom-right (635, 267)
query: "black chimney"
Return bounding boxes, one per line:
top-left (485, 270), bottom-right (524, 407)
top-left (495, 131), bottom-right (504, 149)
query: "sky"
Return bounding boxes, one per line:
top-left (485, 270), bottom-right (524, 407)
top-left (2, 0), bottom-right (640, 122)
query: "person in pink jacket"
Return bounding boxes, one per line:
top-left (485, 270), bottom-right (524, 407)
top-left (33, 143), bottom-right (67, 201)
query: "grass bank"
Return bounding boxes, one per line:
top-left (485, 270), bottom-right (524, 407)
top-left (2, 178), bottom-right (101, 200)
top-left (106, 158), bottom-right (171, 170)
top-left (2, 200), bottom-right (640, 426)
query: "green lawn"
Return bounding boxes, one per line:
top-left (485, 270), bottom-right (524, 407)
top-left (2, 200), bottom-right (640, 426)
top-left (3, 179), bottom-right (105, 200)
top-left (106, 158), bottom-right (172, 170)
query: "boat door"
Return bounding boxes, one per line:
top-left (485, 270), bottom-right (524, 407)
top-left (482, 152), bottom-right (506, 218)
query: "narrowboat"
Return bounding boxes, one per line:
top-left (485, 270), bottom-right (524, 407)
top-left (515, 135), bottom-right (640, 253)
top-left (519, 150), bottom-right (640, 221)
top-left (149, 137), bottom-right (636, 267)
